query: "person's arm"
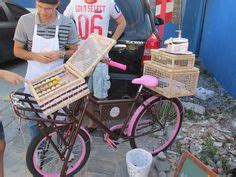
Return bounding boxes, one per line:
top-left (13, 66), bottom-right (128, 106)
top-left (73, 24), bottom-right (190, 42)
top-left (64, 44), bottom-right (78, 58)
top-left (61, 18), bottom-right (79, 58)
top-left (0, 70), bottom-right (24, 85)
top-left (13, 16), bottom-right (60, 63)
top-left (48, 43), bottom-right (78, 60)
top-left (111, 15), bottom-right (126, 40)
top-left (109, 0), bottom-right (127, 40)
top-left (13, 41), bottom-right (55, 63)
top-left (43, 18), bottom-right (78, 60)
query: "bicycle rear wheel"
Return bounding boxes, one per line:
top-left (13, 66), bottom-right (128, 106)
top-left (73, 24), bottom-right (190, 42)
top-left (26, 126), bottom-right (90, 176)
top-left (129, 96), bottom-right (183, 156)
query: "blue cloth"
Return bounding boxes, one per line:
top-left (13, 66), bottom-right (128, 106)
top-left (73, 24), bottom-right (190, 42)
top-left (88, 62), bottom-right (111, 99)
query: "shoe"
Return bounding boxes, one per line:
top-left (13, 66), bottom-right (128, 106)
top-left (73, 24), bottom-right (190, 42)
top-left (85, 126), bottom-right (98, 133)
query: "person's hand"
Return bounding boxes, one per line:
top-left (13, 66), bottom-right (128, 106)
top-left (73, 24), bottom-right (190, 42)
top-left (48, 51), bottom-right (64, 61)
top-left (2, 70), bottom-right (24, 85)
top-left (33, 53), bottom-right (54, 63)
top-left (33, 51), bottom-right (64, 63)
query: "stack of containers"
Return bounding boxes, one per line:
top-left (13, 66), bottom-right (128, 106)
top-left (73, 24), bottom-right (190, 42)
top-left (143, 48), bottom-right (199, 98)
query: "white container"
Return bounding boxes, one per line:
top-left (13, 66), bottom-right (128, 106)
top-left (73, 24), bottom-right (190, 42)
top-left (126, 148), bottom-right (153, 177)
top-left (164, 37), bottom-right (189, 54)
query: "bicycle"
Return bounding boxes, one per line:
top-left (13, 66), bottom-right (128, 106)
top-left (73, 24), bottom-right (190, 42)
top-left (10, 75), bottom-right (184, 177)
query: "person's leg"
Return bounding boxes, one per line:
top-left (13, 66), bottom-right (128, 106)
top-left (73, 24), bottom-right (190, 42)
top-left (23, 89), bottom-right (40, 140)
top-left (27, 111), bottom-right (40, 140)
top-left (92, 63), bottom-right (110, 101)
top-left (87, 63), bottom-right (110, 129)
top-left (0, 121), bottom-right (5, 177)
top-left (28, 119), bottom-right (40, 140)
top-left (87, 73), bottom-right (97, 129)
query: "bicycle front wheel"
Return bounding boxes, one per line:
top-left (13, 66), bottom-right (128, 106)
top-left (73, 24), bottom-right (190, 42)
top-left (130, 96), bottom-right (183, 156)
top-left (26, 126), bottom-right (90, 176)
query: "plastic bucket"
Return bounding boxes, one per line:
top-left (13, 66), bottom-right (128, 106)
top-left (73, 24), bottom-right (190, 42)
top-left (126, 148), bottom-right (153, 177)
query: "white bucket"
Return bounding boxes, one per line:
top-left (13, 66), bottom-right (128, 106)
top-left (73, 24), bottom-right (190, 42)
top-left (126, 148), bottom-right (153, 177)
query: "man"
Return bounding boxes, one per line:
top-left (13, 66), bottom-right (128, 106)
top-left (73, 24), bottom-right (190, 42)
top-left (64, 0), bottom-right (127, 132)
top-left (13, 0), bottom-right (79, 139)
top-left (0, 70), bottom-right (24, 177)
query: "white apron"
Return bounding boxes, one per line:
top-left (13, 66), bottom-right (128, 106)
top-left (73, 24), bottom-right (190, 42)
top-left (25, 14), bottom-right (63, 92)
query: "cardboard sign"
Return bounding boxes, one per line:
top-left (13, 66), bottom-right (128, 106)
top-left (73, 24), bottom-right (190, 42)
top-left (175, 150), bottom-right (218, 177)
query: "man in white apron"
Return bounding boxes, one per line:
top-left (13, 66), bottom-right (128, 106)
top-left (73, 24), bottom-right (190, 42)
top-left (13, 0), bottom-right (79, 139)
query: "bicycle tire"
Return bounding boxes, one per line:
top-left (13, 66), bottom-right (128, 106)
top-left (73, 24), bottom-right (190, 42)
top-left (26, 126), bottom-right (90, 176)
top-left (129, 96), bottom-right (183, 156)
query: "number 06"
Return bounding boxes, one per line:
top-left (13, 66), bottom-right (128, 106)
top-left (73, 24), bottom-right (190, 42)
top-left (78, 14), bottom-right (103, 40)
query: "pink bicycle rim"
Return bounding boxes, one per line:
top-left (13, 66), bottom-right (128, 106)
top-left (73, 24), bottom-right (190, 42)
top-left (33, 132), bottom-right (86, 176)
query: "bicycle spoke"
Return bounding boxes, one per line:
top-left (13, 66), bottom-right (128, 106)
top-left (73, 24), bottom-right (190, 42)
top-left (27, 128), bottom-right (90, 176)
top-left (130, 97), bottom-right (182, 155)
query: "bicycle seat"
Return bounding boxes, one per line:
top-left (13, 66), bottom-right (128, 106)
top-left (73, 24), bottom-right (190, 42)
top-left (131, 75), bottom-right (159, 87)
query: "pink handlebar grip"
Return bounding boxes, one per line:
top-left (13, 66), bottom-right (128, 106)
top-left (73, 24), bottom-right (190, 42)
top-left (106, 61), bottom-right (127, 71)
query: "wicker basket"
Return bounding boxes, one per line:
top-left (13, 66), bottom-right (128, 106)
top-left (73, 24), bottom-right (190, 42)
top-left (151, 49), bottom-right (195, 69)
top-left (99, 101), bottom-right (134, 121)
top-left (143, 61), bottom-right (199, 98)
top-left (67, 33), bottom-right (116, 77)
top-left (28, 34), bottom-right (116, 115)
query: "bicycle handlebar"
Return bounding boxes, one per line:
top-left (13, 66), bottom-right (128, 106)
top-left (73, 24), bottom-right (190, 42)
top-left (102, 56), bottom-right (127, 71)
top-left (106, 60), bottom-right (127, 71)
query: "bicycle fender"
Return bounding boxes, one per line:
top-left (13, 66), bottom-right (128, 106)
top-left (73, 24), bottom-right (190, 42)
top-left (80, 126), bottom-right (93, 142)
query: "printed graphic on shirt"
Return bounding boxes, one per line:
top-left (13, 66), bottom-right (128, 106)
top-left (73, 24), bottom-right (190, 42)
top-left (114, 4), bottom-right (120, 13)
top-left (65, 0), bottom-right (121, 40)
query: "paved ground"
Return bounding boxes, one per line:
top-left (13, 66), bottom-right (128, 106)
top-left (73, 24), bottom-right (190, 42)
top-left (0, 98), bottom-right (159, 177)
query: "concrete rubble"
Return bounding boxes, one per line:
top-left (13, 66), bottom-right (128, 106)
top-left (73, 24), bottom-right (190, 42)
top-left (195, 87), bottom-right (215, 100)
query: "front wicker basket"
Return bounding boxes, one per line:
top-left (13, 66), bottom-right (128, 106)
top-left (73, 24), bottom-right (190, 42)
top-left (28, 34), bottom-right (116, 115)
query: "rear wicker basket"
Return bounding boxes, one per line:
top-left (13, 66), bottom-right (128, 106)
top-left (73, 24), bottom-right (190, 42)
top-left (28, 34), bottom-right (116, 115)
top-left (143, 61), bottom-right (199, 98)
top-left (151, 49), bottom-right (195, 69)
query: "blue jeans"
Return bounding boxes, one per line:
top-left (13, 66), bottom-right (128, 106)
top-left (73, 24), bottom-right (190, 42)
top-left (28, 115), bottom-right (40, 140)
top-left (24, 88), bottom-right (40, 140)
top-left (88, 62), bottom-right (110, 99)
